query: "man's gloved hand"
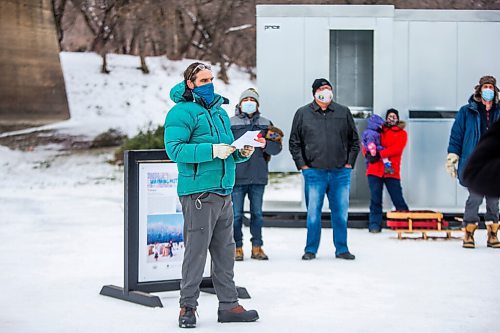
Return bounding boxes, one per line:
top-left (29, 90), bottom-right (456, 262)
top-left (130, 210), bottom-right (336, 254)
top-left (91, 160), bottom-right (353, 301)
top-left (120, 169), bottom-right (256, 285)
top-left (366, 151), bottom-right (381, 163)
top-left (255, 136), bottom-right (266, 148)
top-left (213, 144), bottom-right (236, 160)
top-left (265, 125), bottom-right (284, 143)
top-left (239, 145), bottom-right (255, 157)
top-left (446, 153), bottom-right (459, 178)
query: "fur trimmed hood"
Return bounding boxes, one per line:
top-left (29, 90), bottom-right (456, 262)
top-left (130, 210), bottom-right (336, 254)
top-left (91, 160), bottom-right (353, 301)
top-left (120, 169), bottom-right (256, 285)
top-left (385, 120), bottom-right (406, 131)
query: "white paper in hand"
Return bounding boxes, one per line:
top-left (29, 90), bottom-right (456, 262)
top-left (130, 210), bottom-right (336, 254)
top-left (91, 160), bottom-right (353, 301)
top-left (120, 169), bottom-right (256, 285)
top-left (231, 130), bottom-right (265, 149)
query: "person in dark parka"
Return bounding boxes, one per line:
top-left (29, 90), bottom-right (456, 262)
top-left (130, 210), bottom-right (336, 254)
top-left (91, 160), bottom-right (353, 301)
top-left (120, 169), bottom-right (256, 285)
top-left (446, 75), bottom-right (500, 249)
top-left (230, 88), bottom-right (283, 261)
top-left (463, 119), bottom-right (500, 198)
top-left (462, 119), bottom-right (500, 250)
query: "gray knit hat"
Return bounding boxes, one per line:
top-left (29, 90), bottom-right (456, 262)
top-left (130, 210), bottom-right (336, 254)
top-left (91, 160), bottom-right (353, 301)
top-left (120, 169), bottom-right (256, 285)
top-left (239, 88), bottom-right (259, 105)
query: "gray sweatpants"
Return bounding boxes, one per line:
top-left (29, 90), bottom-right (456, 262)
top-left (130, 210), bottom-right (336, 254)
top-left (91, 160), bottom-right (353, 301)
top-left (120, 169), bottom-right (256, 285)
top-left (179, 192), bottom-right (239, 310)
top-left (463, 188), bottom-right (499, 224)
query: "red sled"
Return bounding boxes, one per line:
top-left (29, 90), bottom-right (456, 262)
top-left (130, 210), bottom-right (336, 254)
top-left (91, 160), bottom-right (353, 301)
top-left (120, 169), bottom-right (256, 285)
top-left (386, 219), bottom-right (449, 230)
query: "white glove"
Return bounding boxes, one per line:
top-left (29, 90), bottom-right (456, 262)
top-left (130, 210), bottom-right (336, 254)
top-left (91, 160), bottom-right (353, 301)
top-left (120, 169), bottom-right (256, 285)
top-left (239, 145), bottom-right (255, 157)
top-left (446, 153), bottom-right (459, 178)
top-left (213, 144), bottom-right (236, 160)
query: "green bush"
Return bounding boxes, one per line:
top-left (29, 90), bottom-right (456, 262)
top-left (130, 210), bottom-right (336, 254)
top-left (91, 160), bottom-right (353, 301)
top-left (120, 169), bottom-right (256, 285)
top-left (91, 128), bottom-right (127, 148)
top-left (114, 124), bottom-right (164, 163)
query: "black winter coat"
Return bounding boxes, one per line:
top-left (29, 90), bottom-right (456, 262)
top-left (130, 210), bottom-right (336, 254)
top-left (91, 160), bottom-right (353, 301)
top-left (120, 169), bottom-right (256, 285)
top-left (230, 111), bottom-right (282, 185)
top-left (289, 100), bottom-right (360, 170)
top-left (463, 119), bottom-right (500, 197)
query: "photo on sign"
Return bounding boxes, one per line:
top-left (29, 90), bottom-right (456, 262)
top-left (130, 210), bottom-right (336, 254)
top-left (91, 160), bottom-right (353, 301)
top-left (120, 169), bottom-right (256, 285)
top-left (146, 213), bottom-right (184, 263)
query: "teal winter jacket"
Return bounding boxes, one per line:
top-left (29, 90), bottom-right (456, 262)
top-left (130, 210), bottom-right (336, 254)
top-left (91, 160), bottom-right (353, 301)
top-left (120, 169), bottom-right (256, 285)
top-left (164, 81), bottom-right (248, 196)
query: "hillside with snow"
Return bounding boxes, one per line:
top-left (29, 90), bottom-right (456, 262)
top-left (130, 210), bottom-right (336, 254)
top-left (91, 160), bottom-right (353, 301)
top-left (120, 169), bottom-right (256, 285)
top-left (2, 52), bottom-right (256, 140)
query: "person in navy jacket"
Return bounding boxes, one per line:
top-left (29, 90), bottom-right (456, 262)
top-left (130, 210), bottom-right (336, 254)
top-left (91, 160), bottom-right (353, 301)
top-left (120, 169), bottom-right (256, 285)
top-left (446, 75), bottom-right (500, 249)
top-left (230, 88), bottom-right (283, 261)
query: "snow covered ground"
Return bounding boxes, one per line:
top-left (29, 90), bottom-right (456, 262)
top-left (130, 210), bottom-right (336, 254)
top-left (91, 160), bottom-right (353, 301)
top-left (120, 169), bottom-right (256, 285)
top-left (1, 53), bottom-right (499, 332)
top-left (0, 147), bottom-right (498, 332)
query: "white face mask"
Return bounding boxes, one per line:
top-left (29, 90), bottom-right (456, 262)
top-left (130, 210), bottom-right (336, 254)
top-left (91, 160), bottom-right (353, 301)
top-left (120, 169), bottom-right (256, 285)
top-left (314, 89), bottom-right (333, 104)
top-left (241, 101), bottom-right (257, 114)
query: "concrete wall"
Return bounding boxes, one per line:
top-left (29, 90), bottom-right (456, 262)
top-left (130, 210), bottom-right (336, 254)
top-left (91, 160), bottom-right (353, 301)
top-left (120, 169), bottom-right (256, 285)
top-left (0, 0), bottom-right (70, 131)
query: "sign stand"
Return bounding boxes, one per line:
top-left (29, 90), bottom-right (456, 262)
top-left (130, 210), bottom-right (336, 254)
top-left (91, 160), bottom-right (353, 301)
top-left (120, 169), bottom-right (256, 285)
top-left (100, 150), bottom-right (250, 307)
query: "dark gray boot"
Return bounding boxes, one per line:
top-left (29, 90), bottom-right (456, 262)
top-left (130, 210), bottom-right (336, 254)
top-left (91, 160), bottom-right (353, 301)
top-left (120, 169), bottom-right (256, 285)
top-left (217, 305), bottom-right (259, 323)
top-left (179, 307), bottom-right (197, 328)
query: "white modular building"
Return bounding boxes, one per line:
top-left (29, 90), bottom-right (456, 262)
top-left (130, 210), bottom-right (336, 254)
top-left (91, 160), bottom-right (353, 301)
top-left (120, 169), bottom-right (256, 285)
top-left (256, 5), bottom-right (500, 212)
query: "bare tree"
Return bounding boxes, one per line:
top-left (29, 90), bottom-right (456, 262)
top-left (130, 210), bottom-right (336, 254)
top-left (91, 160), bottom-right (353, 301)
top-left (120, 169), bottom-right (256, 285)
top-left (69, 0), bottom-right (121, 73)
top-left (55, 0), bottom-right (257, 78)
top-left (179, 0), bottom-right (254, 83)
top-left (92, 0), bottom-right (171, 74)
top-left (55, 0), bottom-right (500, 81)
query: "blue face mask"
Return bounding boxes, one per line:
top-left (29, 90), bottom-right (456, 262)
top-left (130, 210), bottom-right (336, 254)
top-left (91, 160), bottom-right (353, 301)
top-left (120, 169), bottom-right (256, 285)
top-left (482, 88), bottom-right (494, 102)
top-left (193, 83), bottom-right (215, 105)
top-left (241, 101), bottom-right (257, 114)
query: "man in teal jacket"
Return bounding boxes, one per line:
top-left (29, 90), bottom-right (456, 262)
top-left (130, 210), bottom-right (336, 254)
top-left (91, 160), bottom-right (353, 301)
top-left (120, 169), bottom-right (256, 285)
top-left (164, 62), bottom-right (259, 328)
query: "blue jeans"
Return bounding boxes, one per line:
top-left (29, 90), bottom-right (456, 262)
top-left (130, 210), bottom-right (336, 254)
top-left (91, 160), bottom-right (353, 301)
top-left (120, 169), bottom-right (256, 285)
top-left (231, 184), bottom-right (266, 248)
top-left (302, 168), bottom-right (352, 255)
top-left (367, 175), bottom-right (409, 231)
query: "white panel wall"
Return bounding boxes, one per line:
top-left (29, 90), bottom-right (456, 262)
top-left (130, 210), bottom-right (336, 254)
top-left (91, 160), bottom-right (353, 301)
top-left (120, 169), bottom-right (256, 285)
top-left (457, 22), bottom-right (500, 108)
top-left (408, 22), bottom-right (457, 110)
top-left (391, 21), bottom-right (410, 204)
top-left (392, 21), bottom-right (409, 118)
top-left (257, 16), bottom-right (305, 171)
top-left (304, 17), bottom-right (330, 105)
top-left (405, 120), bottom-right (458, 209)
top-left (373, 18), bottom-right (394, 115)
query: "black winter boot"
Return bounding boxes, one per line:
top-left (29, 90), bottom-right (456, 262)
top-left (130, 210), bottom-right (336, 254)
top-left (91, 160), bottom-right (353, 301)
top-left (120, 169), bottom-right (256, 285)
top-left (336, 252), bottom-right (356, 260)
top-left (301, 252), bottom-right (316, 260)
top-left (179, 306), bottom-right (197, 328)
top-left (217, 305), bottom-right (259, 323)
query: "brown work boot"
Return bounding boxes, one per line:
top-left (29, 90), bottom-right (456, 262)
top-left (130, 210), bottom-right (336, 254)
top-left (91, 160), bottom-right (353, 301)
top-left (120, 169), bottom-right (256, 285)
top-left (251, 246), bottom-right (269, 260)
top-left (217, 305), bottom-right (259, 323)
top-left (178, 306), bottom-right (197, 328)
top-left (486, 222), bottom-right (500, 248)
top-left (463, 223), bottom-right (478, 249)
top-left (235, 247), bottom-right (244, 261)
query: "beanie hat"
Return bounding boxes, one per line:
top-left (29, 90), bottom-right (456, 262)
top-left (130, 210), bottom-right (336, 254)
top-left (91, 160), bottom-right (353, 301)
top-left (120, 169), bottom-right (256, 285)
top-left (312, 78), bottom-right (332, 95)
top-left (385, 108), bottom-right (399, 120)
top-left (474, 75), bottom-right (499, 102)
top-left (239, 88), bottom-right (259, 105)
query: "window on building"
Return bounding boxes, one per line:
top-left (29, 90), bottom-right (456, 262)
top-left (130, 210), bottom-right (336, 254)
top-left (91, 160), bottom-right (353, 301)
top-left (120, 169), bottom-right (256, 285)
top-left (329, 30), bottom-right (374, 112)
